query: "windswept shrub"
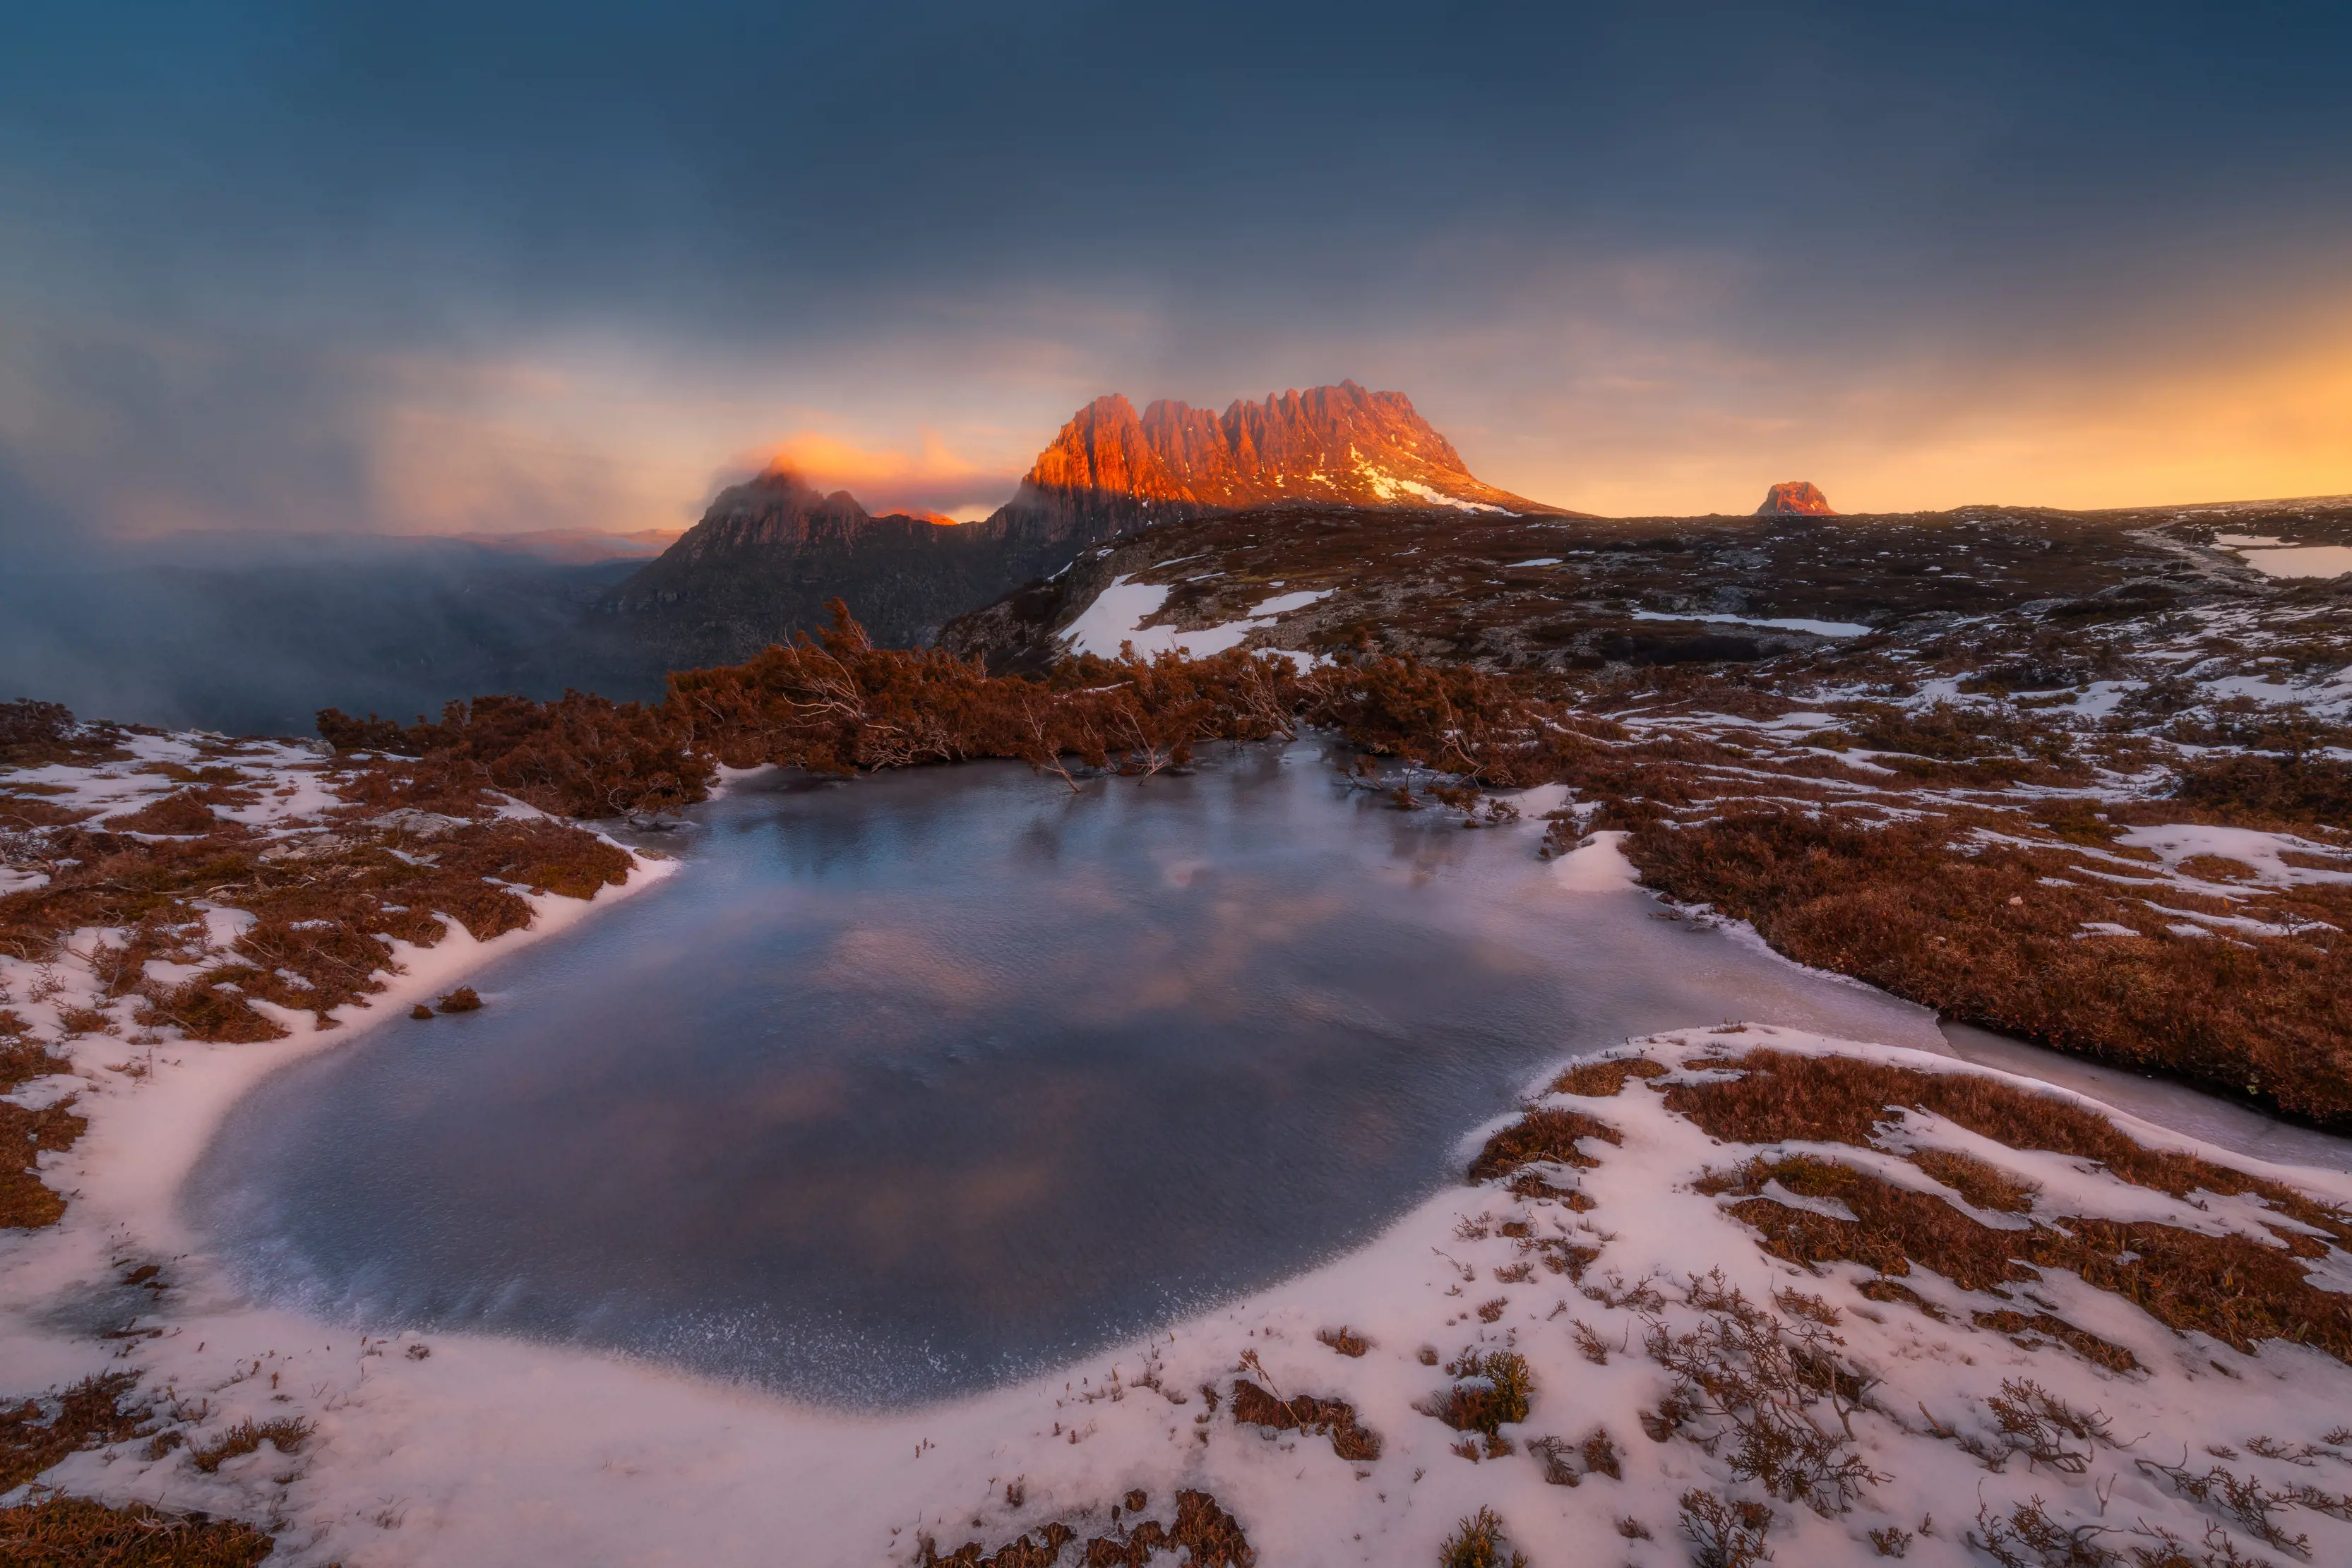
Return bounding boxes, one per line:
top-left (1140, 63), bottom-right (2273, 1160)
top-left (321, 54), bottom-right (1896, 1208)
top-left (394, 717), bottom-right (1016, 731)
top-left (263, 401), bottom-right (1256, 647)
top-left (1431, 1350), bottom-right (1533, 1435)
top-left (320, 690), bottom-right (708, 818)
top-left (1644, 1276), bottom-right (1880, 1514)
top-left (1678, 1490), bottom-right (1774, 1568)
top-left (317, 602), bottom-right (1572, 819)
top-left (1438, 1507), bottom-right (1528, 1568)
top-left (0, 699), bottom-right (123, 768)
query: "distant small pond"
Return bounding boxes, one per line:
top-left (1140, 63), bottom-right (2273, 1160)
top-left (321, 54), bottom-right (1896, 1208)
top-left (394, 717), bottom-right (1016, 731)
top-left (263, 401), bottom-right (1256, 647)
top-left (179, 744), bottom-right (1997, 1404)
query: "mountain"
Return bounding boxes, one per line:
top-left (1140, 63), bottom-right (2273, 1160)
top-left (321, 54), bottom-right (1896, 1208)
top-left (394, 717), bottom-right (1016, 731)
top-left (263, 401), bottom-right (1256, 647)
top-left (1758, 481), bottom-right (1836, 515)
top-left (599, 467), bottom-right (1065, 664)
top-left (602, 382), bottom-right (1564, 666)
top-left (1005, 381), bottom-right (1562, 523)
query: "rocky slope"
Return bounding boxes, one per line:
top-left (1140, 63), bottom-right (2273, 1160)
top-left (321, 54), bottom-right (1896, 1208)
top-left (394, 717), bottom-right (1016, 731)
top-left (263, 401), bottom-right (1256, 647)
top-left (941, 494), bottom-right (2296, 674)
top-left (602, 383), bottom-right (1563, 667)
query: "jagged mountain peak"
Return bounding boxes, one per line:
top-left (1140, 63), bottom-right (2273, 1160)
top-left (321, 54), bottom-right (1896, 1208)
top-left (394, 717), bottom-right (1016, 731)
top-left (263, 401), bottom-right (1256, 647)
top-left (1017, 381), bottom-right (1563, 516)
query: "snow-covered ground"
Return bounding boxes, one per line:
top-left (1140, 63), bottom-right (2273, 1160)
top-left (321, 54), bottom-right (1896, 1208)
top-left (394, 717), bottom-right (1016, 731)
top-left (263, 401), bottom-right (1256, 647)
top-left (1063, 577), bottom-right (1333, 664)
top-left (8, 745), bottom-right (2352, 1567)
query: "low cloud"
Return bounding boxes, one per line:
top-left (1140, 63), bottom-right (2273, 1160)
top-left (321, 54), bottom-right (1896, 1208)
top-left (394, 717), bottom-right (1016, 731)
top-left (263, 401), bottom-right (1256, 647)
top-left (751, 429), bottom-right (1022, 520)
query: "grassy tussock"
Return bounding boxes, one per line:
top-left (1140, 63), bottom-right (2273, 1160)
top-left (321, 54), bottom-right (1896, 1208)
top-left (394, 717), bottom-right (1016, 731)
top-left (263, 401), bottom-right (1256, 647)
top-left (1466, 1107), bottom-right (1621, 1182)
top-left (1437, 1506), bottom-right (1528, 1568)
top-left (1229, 1378), bottom-right (1383, 1461)
top-left (1548, 1055), bottom-right (1669, 1097)
top-left (187, 1417), bottom-right (311, 1475)
top-left (1428, 1351), bottom-right (1534, 1437)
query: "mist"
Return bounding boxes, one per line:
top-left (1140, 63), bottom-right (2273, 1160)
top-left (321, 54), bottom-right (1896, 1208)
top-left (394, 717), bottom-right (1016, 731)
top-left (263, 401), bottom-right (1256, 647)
top-left (0, 532), bottom-right (667, 738)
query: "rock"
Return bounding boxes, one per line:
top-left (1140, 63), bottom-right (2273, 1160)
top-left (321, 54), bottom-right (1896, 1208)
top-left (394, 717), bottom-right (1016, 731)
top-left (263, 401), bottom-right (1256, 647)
top-left (604, 385), bottom-right (1578, 668)
top-left (1758, 481), bottom-right (1836, 515)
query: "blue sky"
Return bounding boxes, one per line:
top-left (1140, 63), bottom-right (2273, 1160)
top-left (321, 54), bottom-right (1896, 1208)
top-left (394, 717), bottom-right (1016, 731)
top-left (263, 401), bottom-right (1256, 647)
top-left (4, 0), bottom-right (2348, 540)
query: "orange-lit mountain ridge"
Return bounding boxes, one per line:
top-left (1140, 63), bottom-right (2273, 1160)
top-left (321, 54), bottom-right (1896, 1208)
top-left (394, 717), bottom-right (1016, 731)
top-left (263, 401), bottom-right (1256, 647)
top-left (1014, 381), bottom-right (1564, 522)
top-left (604, 382), bottom-right (1565, 665)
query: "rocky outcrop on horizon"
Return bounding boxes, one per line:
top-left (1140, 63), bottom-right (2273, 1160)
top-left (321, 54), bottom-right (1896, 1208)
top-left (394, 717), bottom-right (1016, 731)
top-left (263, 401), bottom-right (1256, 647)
top-left (603, 383), bottom-right (1566, 664)
top-left (1757, 480), bottom-right (1836, 515)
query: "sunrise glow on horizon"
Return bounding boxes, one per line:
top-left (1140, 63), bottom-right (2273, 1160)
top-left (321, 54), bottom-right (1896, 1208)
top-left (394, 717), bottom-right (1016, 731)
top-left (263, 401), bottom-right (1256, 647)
top-left (3, 4), bottom-right (2347, 544)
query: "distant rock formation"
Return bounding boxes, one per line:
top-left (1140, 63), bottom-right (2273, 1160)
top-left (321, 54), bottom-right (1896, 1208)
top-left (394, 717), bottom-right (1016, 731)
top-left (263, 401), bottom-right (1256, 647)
top-left (605, 383), bottom-right (1569, 665)
top-left (601, 467), bottom-right (1051, 666)
top-left (1758, 481), bottom-right (1836, 516)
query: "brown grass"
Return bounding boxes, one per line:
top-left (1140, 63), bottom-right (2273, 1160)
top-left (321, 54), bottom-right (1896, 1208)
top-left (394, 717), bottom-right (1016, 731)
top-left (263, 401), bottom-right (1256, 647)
top-left (1663, 1049), bottom-right (2352, 1246)
top-left (1, 1094), bottom-right (84, 1231)
top-left (0, 700), bottom-right (128, 769)
top-left (1229, 1379), bottom-right (1382, 1461)
top-left (6, 813), bottom-right (630, 1035)
top-left (1628, 813), bottom-right (2352, 1126)
top-left (1548, 1055), bottom-right (1669, 1097)
top-left (1426, 1351), bottom-right (1534, 1436)
top-left (314, 601), bottom-right (1586, 820)
top-left (1466, 1108), bottom-right (1621, 1183)
top-left (1, 1373), bottom-right (150, 1491)
top-left (0, 1496), bottom-right (274, 1567)
top-left (188, 1418), bottom-right (311, 1475)
top-left (1971, 1310), bottom-right (2142, 1374)
top-left (919, 1491), bottom-right (1253, 1568)
top-left (1437, 1506), bottom-right (1528, 1568)
top-left (1910, 1148), bottom-right (2040, 1213)
top-left (1315, 1326), bottom-right (1370, 1358)
top-left (102, 790), bottom-right (241, 837)
top-left (2172, 753), bottom-right (2352, 830)
top-left (1703, 1154), bottom-right (2352, 1364)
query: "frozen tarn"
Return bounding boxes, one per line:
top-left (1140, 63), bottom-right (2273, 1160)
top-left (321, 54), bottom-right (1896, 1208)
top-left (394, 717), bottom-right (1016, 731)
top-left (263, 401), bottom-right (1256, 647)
top-left (185, 748), bottom-right (1938, 1406)
top-left (1630, 610), bottom-right (1873, 638)
top-left (2216, 534), bottom-right (2352, 579)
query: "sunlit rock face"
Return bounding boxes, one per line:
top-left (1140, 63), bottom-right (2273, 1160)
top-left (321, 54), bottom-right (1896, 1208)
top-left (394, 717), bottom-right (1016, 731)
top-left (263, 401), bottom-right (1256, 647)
top-left (1757, 480), bottom-right (1836, 515)
top-left (604, 384), bottom-right (1569, 664)
top-left (1017, 381), bottom-right (1562, 519)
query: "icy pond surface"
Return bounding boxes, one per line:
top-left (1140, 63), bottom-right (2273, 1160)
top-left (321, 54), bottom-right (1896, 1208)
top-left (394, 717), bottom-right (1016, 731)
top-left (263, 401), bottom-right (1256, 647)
top-left (183, 743), bottom-right (2335, 1408)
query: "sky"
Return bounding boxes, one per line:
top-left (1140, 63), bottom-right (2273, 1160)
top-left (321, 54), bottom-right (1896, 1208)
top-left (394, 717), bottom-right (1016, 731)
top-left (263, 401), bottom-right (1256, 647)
top-left (4, 0), bottom-right (2351, 546)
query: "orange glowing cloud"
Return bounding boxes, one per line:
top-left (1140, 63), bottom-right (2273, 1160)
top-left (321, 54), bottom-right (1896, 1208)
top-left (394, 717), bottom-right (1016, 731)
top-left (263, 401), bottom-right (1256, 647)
top-left (751, 429), bottom-right (1019, 520)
